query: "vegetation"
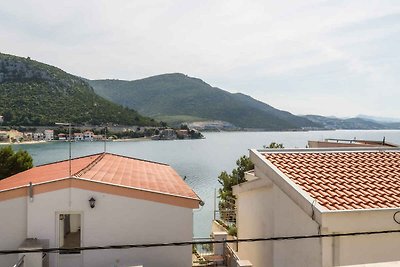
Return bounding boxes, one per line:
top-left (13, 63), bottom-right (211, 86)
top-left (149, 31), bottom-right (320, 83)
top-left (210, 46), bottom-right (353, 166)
top-left (0, 53), bottom-right (158, 126)
top-left (0, 146), bottom-right (33, 180)
top-left (264, 142), bottom-right (284, 148)
top-left (217, 155), bottom-right (254, 221)
top-left (217, 142), bottom-right (284, 235)
top-left (89, 73), bottom-right (319, 130)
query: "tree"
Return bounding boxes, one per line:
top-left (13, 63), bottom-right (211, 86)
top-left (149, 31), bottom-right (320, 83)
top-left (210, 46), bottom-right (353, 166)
top-left (0, 146), bottom-right (33, 180)
top-left (264, 142), bottom-right (284, 149)
top-left (217, 155), bottom-right (254, 222)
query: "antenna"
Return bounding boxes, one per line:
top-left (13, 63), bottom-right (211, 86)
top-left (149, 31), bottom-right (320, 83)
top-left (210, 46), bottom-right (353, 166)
top-left (104, 126), bottom-right (107, 153)
top-left (56, 122), bottom-right (72, 177)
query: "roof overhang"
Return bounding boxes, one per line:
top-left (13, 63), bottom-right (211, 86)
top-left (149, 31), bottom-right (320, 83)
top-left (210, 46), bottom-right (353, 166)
top-left (0, 177), bottom-right (200, 209)
top-left (249, 148), bottom-right (400, 228)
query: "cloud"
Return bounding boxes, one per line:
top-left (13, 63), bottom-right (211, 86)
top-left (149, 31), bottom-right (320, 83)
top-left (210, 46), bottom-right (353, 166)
top-left (0, 0), bottom-right (399, 117)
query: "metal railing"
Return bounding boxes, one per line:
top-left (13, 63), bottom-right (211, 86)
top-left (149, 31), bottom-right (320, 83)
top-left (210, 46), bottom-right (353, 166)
top-left (12, 255), bottom-right (24, 267)
top-left (192, 237), bottom-right (226, 267)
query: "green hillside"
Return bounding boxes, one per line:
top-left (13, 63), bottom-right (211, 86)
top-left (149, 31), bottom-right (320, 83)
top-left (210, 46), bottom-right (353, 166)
top-left (89, 73), bottom-right (318, 130)
top-left (0, 53), bottom-right (157, 126)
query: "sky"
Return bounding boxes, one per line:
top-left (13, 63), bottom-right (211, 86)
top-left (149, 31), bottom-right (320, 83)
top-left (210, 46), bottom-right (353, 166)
top-left (1, 0), bottom-right (399, 118)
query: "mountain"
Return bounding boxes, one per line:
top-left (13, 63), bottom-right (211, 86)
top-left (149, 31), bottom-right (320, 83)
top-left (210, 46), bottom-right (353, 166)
top-left (356, 114), bottom-right (400, 123)
top-left (0, 53), bottom-right (157, 126)
top-left (303, 115), bottom-right (400, 130)
top-left (88, 73), bottom-right (318, 130)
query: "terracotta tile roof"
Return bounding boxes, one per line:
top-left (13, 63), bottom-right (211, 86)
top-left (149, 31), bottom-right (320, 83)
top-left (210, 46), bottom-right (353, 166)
top-left (262, 151), bottom-right (400, 211)
top-left (0, 153), bottom-right (199, 201)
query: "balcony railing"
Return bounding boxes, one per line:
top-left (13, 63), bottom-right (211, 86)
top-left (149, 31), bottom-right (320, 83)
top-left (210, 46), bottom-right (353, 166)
top-left (12, 255), bottom-right (25, 267)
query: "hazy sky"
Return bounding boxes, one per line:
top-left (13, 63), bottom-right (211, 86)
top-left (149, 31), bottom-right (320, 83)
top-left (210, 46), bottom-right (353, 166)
top-left (1, 0), bottom-right (399, 118)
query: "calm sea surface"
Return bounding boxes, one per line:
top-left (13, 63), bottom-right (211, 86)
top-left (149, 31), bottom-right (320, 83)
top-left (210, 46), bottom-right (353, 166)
top-left (8, 130), bottom-right (400, 237)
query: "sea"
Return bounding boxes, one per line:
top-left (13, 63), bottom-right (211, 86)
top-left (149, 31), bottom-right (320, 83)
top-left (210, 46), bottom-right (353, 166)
top-left (7, 130), bottom-right (400, 237)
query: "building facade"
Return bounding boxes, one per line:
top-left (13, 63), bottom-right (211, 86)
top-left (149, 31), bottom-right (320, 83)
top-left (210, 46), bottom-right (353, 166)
top-left (234, 148), bottom-right (400, 267)
top-left (0, 153), bottom-right (200, 267)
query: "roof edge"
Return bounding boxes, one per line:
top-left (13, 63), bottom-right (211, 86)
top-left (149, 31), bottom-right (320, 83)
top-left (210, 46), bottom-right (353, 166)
top-left (258, 147), bottom-right (400, 154)
top-left (76, 177), bottom-right (201, 202)
top-left (250, 149), bottom-right (325, 223)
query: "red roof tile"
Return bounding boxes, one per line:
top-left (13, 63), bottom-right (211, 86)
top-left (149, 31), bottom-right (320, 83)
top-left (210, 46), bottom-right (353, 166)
top-left (263, 151), bottom-right (400, 211)
top-left (0, 153), bottom-right (199, 201)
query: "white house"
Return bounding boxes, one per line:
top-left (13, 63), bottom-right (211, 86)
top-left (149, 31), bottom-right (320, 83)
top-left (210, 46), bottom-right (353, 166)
top-left (73, 133), bottom-right (84, 141)
top-left (234, 148), bottom-right (400, 267)
top-left (83, 131), bottom-right (94, 141)
top-left (0, 152), bottom-right (201, 267)
top-left (33, 132), bottom-right (44, 141)
top-left (44, 130), bottom-right (54, 141)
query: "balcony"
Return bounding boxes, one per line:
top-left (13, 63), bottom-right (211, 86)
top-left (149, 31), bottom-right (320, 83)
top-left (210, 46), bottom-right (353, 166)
top-left (192, 221), bottom-right (252, 267)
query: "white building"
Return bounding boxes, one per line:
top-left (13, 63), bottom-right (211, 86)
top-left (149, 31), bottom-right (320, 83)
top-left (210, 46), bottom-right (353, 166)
top-left (33, 132), bottom-right (44, 141)
top-left (0, 152), bottom-right (200, 267)
top-left (44, 130), bottom-right (54, 141)
top-left (58, 133), bottom-right (66, 141)
top-left (234, 148), bottom-right (400, 267)
top-left (74, 133), bottom-right (84, 141)
top-left (83, 131), bottom-right (94, 141)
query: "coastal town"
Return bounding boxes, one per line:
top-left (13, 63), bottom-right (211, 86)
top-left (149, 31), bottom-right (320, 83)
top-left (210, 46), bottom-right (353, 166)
top-left (0, 126), bottom-right (204, 144)
top-left (1, 1), bottom-right (400, 267)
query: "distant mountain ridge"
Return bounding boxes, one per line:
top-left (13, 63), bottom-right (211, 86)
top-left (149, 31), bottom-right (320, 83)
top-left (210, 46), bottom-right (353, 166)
top-left (89, 73), bottom-right (318, 130)
top-left (0, 53), bottom-right (157, 126)
top-left (303, 115), bottom-right (400, 130)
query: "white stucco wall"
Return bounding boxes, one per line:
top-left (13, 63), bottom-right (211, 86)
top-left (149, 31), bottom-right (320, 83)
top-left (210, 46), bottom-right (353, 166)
top-left (236, 185), bottom-right (273, 267)
top-left (236, 149), bottom-right (400, 267)
top-left (0, 197), bottom-right (27, 267)
top-left (272, 185), bottom-right (321, 267)
top-left (0, 186), bottom-right (193, 267)
top-left (321, 210), bottom-right (400, 266)
top-left (236, 178), bottom-right (321, 267)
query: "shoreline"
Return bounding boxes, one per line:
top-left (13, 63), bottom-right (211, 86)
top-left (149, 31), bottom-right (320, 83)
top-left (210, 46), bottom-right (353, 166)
top-left (0, 140), bottom-right (48, 145)
top-left (112, 137), bottom-right (152, 142)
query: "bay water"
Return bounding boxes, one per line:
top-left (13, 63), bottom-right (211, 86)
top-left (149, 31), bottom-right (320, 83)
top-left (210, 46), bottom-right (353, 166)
top-left (10, 130), bottom-right (400, 237)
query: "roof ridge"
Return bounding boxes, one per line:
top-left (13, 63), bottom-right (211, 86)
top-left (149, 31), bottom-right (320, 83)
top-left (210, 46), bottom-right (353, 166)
top-left (74, 153), bottom-right (106, 177)
top-left (36, 152), bottom-right (104, 168)
top-left (105, 152), bottom-right (169, 166)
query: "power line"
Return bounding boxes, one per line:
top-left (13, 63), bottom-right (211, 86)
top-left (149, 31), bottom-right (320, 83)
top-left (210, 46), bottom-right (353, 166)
top-left (2, 229), bottom-right (400, 255)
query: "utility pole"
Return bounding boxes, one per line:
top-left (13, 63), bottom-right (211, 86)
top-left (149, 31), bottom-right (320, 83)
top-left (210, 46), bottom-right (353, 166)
top-left (56, 122), bottom-right (72, 177)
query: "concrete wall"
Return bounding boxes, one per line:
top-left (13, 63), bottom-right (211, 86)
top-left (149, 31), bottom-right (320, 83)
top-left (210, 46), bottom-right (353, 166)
top-left (272, 185), bottom-right (321, 267)
top-left (321, 210), bottom-right (400, 267)
top-left (236, 149), bottom-right (400, 267)
top-left (236, 185), bottom-right (273, 267)
top-left (0, 197), bottom-right (27, 267)
top-left (235, 151), bottom-right (322, 267)
top-left (25, 187), bottom-right (193, 267)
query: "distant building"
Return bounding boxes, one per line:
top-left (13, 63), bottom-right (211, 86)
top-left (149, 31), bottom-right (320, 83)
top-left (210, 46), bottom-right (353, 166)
top-left (58, 133), bottom-right (66, 141)
top-left (0, 153), bottom-right (200, 267)
top-left (83, 131), bottom-right (94, 141)
top-left (234, 148), bottom-right (400, 267)
top-left (33, 132), bottom-right (44, 141)
top-left (44, 130), bottom-right (54, 141)
top-left (93, 134), bottom-right (104, 141)
top-left (159, 128), bottom-right (177, 140)
top-left (176, 129), bottom-right (189, 139)
top-left (74, 133), bottom-right (84, 141)
top-left (308, 138), bottom-right (398, 148)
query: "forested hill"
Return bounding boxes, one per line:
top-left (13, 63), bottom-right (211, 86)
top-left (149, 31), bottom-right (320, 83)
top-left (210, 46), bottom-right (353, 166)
top-left (89, 73), bottom-right (318, 130)
top-left (0, 53), bottom-right (158, 126)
